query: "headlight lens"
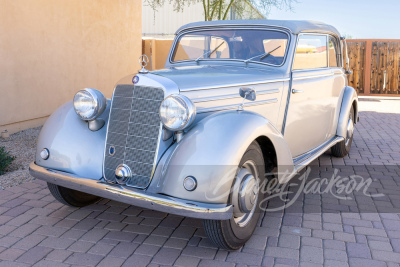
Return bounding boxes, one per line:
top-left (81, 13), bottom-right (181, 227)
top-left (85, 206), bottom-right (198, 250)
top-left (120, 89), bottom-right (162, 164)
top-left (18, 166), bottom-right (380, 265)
top-left (73, 88), bottom-right (106, 121)
top-left (159, 95), bottom-right (196, 131)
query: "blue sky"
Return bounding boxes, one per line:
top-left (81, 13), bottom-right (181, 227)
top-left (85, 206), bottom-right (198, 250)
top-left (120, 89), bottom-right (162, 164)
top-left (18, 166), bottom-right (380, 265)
top-left (268, 0), bottom-right (400, 39)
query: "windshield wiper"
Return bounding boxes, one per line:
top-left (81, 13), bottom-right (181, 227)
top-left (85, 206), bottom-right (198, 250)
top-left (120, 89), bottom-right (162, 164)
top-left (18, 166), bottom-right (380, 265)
top-left (244, 45), bottom-right (281, 63)
top-left (195, 41), bottom-right (225, 62)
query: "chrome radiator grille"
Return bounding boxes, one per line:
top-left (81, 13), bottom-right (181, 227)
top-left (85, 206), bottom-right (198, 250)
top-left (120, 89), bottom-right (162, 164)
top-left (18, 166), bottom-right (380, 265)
top-left (103, 85), bottom-right (164, 188)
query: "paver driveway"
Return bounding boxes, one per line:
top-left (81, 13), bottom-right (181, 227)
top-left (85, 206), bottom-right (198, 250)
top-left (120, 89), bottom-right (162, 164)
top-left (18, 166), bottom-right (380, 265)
top-left (0, 98), bottom-right (399, 267)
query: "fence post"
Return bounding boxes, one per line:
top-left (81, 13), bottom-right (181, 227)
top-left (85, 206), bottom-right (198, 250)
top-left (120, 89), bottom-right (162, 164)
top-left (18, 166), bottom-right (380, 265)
top-left (364, 40), bottom-right (372, 95)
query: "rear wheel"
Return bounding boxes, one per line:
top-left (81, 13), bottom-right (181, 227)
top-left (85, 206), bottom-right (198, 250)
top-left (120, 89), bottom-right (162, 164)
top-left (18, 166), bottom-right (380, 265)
top-left (203, 142), bottom-right (265, 250)
top-left (47, 183), bottom-right (101, 207)
top-left (332, 107), bottom-right (355, 158)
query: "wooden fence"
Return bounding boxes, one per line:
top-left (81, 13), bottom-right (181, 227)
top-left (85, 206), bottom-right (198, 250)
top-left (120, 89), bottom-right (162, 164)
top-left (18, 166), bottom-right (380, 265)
top-left (346, 39), bottom-right (400, 96)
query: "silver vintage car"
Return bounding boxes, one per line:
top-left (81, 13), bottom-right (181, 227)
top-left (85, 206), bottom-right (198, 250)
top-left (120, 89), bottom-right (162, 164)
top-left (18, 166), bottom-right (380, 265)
top-left (30, 20), bottom-right (358, 249)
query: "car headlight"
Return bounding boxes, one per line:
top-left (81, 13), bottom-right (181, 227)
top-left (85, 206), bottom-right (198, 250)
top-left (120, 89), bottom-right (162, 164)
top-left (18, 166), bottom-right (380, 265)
top-left (159, 95), bottom-right (196, 131)
top-left (73, 88), bottom-right (107, 121)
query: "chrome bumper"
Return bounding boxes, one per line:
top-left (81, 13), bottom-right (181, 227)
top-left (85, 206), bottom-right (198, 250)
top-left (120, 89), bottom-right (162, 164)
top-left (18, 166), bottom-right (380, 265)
top-left (29, 162), bottom-right (232, 220)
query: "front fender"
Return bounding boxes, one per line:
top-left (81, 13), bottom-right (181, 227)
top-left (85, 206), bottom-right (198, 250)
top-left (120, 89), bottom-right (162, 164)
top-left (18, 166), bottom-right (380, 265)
top-left (337, 86), bottom-right (358, 138)
top-left (35, 100), bottom-right (110, 179)
top-left (153, 110), bottom-right (294, 204)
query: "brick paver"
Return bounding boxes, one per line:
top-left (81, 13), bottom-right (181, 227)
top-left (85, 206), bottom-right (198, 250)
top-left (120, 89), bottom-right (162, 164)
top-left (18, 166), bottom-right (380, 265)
top-left (0, 98), bottom-right (399, 266)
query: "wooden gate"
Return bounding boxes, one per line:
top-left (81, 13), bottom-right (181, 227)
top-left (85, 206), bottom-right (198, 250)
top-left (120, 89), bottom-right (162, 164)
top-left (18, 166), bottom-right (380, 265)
top-left (370, 42), bottom-right (400, 94)
top-left (346, 41), bottom-right (366, 94)
top-left (346, 39), bottom-right (400, 96)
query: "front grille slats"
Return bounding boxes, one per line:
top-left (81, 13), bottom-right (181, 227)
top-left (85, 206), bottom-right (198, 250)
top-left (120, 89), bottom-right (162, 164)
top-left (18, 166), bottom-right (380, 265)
top-left (130, 111), bottom-right (160, 125)
top-left (105, 144), bottom-right (125, 159)
top-left (109, 109), bottom-right (130, 123)
top-left (134, 87), bottom-right (164, 99)
top-left (112, 96), bottom-right (134, 110)
top-left (113, 87), bottom-right (134, 97)
top-left (103, 84), bottom-right (164, 188)
top-left (132, 99), bottom-right (163, 113)
top-left (125, 135), bottom-right (158, 151)
top-left (125, 148), bottom-right (155, 164)
top-left (104, 168), bottom-right (116, 181)
top-left (125, 160), bottom-right (154, 176)
top-left (127, 123), bottom-right (159, 138)
top-left (107, 120), bottom-right (130, 135)
top-left (104, 156), bottom-right (123, 171)
top-left (106, 132), bottom-right (128, 148)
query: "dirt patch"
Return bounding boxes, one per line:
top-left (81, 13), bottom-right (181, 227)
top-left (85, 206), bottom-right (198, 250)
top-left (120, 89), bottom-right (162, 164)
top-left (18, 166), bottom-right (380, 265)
top-left (0, 127), bottom-right (41, 189)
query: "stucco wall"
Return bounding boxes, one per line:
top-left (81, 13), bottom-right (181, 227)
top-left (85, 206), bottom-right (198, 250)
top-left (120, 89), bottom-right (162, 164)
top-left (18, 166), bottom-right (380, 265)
top-left (0, 0), bottom-right (142, 134)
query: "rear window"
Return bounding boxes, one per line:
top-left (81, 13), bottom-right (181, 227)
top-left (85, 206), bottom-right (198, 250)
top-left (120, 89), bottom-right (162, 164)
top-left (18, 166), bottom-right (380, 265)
top-left (329, 36), bottom-right (341, 67)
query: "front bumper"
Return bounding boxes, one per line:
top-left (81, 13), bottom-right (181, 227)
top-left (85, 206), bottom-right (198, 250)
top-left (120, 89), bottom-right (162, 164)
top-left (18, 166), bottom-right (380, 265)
top-left (29, 162), bottom-right (232, 220)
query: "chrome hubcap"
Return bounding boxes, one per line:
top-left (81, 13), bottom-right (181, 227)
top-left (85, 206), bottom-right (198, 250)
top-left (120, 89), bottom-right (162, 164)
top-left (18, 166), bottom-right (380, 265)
top-left (232, 160), bottom-right (259, 227)
top-left (345, 117), bottom-right (354, 146)
top-left (239, 174), bottom-right (258, 213)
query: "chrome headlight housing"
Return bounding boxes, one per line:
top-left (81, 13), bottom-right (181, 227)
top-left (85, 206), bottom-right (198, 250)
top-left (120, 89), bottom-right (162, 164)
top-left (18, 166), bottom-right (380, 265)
top-left (73, 88), bottom-right (107, 121)
top-left (159, 95), bottom-right (196, 131)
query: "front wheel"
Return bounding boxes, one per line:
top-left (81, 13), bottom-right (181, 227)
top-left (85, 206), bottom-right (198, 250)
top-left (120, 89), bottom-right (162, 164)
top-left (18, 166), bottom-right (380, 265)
top-left (203, 142), bottom-right (265, 250)
top-left (47, 183), bottom-right (101, 207)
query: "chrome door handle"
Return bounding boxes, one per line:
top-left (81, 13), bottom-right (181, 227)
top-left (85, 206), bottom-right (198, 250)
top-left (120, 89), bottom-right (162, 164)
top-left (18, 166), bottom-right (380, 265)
top-left (292, 89), bottom-right (304, 94)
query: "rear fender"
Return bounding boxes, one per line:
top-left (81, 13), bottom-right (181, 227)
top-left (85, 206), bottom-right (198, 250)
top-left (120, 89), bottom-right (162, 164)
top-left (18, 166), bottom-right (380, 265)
top-left (337, 86), bottom-right (358, 138)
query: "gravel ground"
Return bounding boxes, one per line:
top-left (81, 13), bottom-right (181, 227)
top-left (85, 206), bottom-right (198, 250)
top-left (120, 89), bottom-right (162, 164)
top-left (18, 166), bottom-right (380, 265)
top-left (0, 127), bottom-right (41, 189)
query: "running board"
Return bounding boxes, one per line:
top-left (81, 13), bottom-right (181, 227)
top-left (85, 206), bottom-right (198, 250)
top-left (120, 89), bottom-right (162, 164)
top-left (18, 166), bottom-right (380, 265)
top-left (293, 136), bottom-right (344, 173)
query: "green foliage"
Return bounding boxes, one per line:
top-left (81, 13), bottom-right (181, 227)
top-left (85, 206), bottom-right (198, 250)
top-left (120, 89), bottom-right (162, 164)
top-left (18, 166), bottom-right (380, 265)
top-left (144, 0), bottom-right (296, 21)
top-left (0, 146), bottom-right (16, 175)
top-left (342, 34), bottom-right (353, 40)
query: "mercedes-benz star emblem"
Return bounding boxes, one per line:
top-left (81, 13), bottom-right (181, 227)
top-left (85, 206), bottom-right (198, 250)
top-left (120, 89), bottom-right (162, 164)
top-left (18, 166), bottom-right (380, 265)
top-left (138, 54), bottom-right (149, 74)
top-left (109, 145), bottom-right (115, 156)
top-left (139, 55), bottom-right (148, 67)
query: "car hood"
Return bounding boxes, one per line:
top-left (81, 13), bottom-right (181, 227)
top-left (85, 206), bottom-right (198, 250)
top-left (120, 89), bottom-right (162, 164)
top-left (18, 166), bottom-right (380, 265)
top-left (151, 65), bottom-right (286, 91)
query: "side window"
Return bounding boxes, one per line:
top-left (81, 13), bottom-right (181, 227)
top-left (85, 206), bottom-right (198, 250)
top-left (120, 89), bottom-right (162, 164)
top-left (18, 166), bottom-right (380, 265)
top-left (328, 36), bottom-right (340, 67)
top-left (293, 35), bottom-right (328, 70)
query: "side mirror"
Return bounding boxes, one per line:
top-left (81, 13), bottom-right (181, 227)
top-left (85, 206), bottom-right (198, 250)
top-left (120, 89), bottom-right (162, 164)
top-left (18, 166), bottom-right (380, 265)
top-left (239, 87), bottom-right (256, 101)
top-left (238, 87), bottom-right (256, 111)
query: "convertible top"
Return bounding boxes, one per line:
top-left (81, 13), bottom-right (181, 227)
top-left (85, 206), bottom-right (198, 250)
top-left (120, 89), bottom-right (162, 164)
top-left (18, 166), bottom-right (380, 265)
top-left (175, 19), bottom-right (341, 37)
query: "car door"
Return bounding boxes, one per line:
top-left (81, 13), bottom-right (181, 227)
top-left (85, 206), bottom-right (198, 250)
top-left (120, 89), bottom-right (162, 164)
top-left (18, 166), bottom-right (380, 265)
top-left (328, 35), bottom-right (347, 138)
top-left (284, 34), bottom-right (336, 157)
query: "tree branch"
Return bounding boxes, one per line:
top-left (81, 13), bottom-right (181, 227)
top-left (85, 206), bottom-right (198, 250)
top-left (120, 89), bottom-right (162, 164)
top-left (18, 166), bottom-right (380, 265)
top-left (209, 1), bottom-right (219, 20)
top-left (222, 0), bottom-right (235, 20)
top-left (218, 0), bottom-right (222, 20)
top-left (203, 0), bottom-right (207, 21)
top-left (207, 0), bottom-right (210, 20)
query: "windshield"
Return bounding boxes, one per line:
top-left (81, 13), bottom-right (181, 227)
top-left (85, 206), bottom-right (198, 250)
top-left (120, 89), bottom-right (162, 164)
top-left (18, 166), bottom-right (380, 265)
top-left (172, 29), bottom-right (289, 66)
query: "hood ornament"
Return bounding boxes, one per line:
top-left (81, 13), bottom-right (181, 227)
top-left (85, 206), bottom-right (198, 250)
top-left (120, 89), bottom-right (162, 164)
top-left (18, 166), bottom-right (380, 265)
top-left (138, 54), bottom-right (149, 74)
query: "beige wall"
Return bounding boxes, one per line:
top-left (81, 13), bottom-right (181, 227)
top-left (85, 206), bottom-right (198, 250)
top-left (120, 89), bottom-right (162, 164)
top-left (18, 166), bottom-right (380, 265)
top-left (0, 0), bottom-right (142, 134)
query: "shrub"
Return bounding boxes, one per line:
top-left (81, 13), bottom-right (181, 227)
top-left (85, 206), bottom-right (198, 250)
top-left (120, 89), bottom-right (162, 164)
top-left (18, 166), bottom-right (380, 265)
top-left (0, 146), bottom-right (16, 175)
